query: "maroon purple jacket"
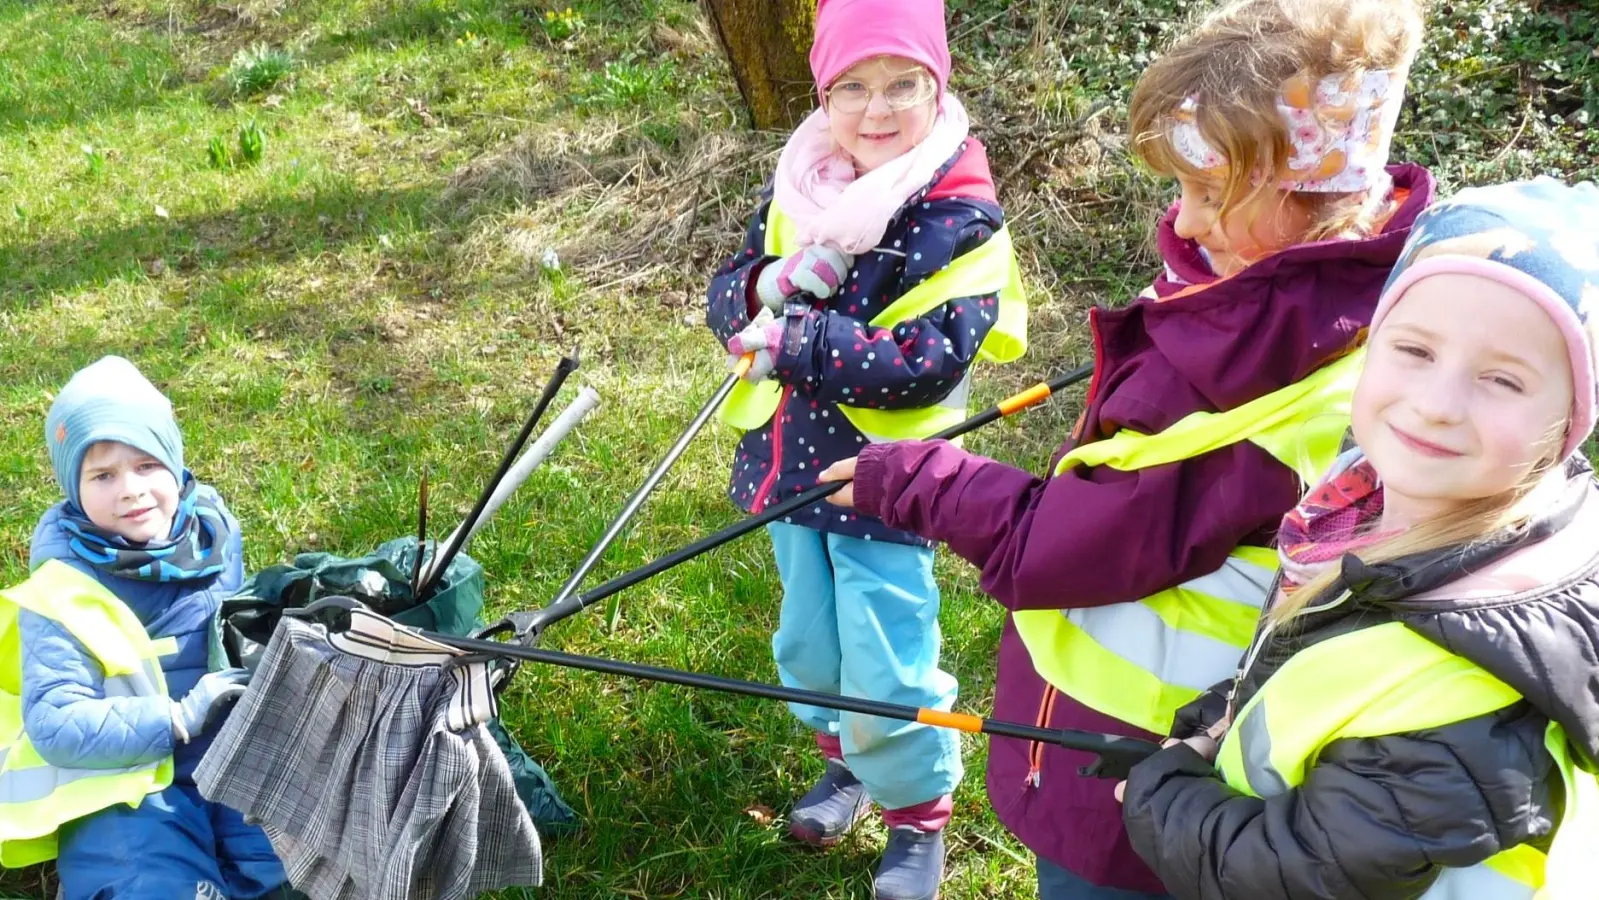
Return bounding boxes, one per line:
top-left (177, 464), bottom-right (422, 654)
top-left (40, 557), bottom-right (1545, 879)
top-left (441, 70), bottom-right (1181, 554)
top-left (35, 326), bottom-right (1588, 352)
top-left (850, 164), bottom-right (1435, 891)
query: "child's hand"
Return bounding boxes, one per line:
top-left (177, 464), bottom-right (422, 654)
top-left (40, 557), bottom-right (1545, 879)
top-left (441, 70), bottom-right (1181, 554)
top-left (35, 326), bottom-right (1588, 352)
top-left (1114, 727), bottom-right (1225, 804)
top-left (170, 667), bottom-right (251, 743)
top-left (756, 245), bottom-right (852, 313)
top-left (1174, 733), bottom-right (1221, 761)
top-left (1180, 716), bottom-right (1229, 760)
top-left (818, 457), bottom-right (857, 508)
top-left (726, 309), bottom-right (785, 382)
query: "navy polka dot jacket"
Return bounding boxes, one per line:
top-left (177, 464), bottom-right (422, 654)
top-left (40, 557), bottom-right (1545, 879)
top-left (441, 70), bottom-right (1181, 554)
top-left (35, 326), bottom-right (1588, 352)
top-left (706, 140), bottom-right (1006, 545)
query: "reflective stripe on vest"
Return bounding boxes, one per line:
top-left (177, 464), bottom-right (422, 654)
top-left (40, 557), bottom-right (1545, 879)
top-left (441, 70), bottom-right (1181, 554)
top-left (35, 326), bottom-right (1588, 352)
top-left (0, 560), bottom-right (174, 868)
top-left (718, 201), bottom-right (1028, 439)
top-left (1217, 621), bottom-right (1599, 899)
top-left (1063, 547), bottom-right (1277, 692)
top-left (1426, 857), bottom-right (1541, 900)
top-left (1012, 349), bottom-right (1363, 735)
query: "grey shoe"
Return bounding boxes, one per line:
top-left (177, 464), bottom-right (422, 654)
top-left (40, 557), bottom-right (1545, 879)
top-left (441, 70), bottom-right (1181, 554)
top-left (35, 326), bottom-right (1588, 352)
top-left (873, 826), bottom-right (945, 900)
top-left (787, 759), bottom-right (871, 847)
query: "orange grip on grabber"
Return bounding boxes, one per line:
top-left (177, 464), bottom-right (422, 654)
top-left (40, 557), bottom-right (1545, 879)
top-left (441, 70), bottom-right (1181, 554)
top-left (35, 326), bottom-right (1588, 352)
top-left (917, 709), bottom-right (985, 734)
top-left (733, 352), bottom-right (756, 378)
top-left (997, 382), bottom-right (1052, 416)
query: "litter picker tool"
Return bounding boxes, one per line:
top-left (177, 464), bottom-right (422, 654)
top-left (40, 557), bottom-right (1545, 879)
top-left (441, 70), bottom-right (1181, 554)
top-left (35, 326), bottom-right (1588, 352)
top-left (496, 362), bottom-right (1095, 643)
top-left (534, 355), bottom-right (756, 617)
top-left (424, 627), bottom-right (1158, 779)
top-left (418, 348), bottom-right (581, 599)
top-left (419, 385), bottom-right (602, 586)
top-left (283, 596), bottom-right (1157, 780)
top-left (409, 468), bottom-right (430, 598)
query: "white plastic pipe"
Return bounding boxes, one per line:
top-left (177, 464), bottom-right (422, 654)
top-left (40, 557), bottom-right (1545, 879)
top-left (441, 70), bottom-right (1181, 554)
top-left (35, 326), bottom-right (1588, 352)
top-left (422, 385), bottom-right (601, 583)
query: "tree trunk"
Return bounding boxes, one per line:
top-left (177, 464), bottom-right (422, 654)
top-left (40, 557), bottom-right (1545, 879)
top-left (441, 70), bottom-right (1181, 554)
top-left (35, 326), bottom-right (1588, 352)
top-left (702, 0), bottom-right (816, 131)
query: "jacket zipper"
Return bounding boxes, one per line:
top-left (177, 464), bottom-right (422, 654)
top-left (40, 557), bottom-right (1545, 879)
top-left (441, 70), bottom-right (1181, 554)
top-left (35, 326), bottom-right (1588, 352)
top-left (1025, 684), bottom-right (1058, 788)
top-left (1225, 587), bottom-right (1355, 722)
top-left (1081, 308), bottom-right (1108, 419)
top-left (750, 385), bottom-right (795, 513)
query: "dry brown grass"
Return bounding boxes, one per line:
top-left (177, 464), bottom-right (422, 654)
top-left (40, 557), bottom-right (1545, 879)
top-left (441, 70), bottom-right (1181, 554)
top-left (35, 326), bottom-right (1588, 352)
top-left (445, 124), bottom-right (780, 289)
top-left (431, 64), bottom-right (1166, 472)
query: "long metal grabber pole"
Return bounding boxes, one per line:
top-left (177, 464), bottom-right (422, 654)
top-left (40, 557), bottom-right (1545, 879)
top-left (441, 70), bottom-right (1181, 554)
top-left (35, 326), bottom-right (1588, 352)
top-left (537, 355), bottom-right (755, 616)
top-left (426, 628), bottom-right (1156, 779)
top-left (419, 348), bottom-right (580, 599)
top-left (502, 361), bottom-right (1094, 641)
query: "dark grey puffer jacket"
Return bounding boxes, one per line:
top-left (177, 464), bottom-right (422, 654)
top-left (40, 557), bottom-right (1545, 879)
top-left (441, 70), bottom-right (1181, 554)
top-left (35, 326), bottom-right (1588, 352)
top-left (1121, 456), bottom-right (1599, 900)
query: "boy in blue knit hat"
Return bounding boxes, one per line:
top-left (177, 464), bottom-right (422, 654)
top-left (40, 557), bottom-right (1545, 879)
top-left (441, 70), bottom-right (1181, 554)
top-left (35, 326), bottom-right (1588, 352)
top-left (9, 356), bottom-right (289, 898)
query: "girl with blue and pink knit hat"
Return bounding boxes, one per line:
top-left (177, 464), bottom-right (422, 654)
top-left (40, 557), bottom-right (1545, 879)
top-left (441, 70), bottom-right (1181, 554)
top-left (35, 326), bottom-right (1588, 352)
top-left (704, 0), bottom-right (1028, 897)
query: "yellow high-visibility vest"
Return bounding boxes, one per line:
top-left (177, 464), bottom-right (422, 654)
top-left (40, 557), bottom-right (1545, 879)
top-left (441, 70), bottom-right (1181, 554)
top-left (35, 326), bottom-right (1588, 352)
top-left (0, 560), bottom-right (175, 868)
top-left (1217, 620), bottom-right (1598, 899)
top-left (1013, 349), bottom-right (1363, 735)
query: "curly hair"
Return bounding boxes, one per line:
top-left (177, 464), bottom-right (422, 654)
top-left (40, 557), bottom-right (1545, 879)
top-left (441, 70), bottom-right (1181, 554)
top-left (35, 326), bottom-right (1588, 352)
top-left (1128, 0), bottom-right (1426, 241)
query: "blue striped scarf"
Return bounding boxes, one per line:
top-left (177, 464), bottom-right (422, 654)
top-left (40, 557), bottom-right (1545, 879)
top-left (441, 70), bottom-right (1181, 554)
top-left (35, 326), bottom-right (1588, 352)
top-left (60, 477), bottom-right (232, 582)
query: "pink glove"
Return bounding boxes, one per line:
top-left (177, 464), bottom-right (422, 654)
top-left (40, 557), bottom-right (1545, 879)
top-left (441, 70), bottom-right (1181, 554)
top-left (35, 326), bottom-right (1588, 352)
top-left (755, 245), bottom-right (852, 313)
top-left (726, 309), bottom-right (785, 382)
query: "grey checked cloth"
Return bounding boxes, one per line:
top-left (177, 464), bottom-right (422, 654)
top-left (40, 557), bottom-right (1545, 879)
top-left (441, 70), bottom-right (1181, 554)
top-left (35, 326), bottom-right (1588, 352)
top-left (195, 610), bottom-right (541, 900)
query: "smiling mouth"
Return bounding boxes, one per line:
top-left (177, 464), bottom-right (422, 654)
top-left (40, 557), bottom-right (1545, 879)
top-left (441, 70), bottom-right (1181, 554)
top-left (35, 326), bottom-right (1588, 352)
top-left (859, 133), bottom-right (898, 142)
top-left (1391, 425), bottom-right (1463, 458)
top-left (122, 506), bottom-right (156, 520)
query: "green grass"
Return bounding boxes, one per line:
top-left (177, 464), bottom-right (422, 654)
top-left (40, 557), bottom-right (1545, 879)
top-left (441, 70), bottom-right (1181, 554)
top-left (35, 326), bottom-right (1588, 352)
top-left (228, 43), bottom-right (296, 97)
top-left (0, 0), bottom-right (1591, 897)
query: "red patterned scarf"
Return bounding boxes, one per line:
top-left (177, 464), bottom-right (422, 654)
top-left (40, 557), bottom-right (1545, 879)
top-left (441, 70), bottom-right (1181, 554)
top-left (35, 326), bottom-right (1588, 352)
top-left (1277, 457), bottom-right (1396, 598)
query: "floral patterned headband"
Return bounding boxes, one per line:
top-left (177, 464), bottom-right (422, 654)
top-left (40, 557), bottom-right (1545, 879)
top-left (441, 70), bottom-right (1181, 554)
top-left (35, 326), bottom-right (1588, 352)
top-left (1170, 68), bottom-right (1408, 193)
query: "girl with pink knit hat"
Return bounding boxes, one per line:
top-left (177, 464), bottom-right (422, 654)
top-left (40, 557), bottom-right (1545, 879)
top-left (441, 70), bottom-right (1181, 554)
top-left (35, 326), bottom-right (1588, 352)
top-left (704, 1), bottom-right (1027, 897)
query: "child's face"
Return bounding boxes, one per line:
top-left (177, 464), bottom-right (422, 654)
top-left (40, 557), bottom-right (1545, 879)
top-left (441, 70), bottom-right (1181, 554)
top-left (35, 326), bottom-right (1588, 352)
top-left (825, 56), bottom-right (937, 175)
top-left (1172, 175), bottom-right (1313, 276)
top-left (78, 441), bottom-right (180, 544)
top-left (1353, 273), bottom-right (1575, 526)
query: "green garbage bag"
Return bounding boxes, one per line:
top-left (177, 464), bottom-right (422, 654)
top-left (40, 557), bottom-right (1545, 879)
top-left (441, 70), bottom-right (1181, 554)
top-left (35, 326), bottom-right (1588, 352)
top-left (212, 536), bottom-right (578, 835)
top-left (215, 536), bottom-right (481, 669)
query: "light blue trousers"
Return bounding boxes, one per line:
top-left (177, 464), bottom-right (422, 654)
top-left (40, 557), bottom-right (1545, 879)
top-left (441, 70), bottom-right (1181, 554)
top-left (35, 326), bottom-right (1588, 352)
top-left (768, 522), bottom-right (962, 810)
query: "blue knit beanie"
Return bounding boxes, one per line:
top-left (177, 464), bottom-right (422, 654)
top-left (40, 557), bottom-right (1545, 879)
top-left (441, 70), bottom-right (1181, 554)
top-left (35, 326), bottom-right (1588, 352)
top-left (1373, 177), bottom-right (1599, 459)
top-left (45, 356), bottom-right (185, 511)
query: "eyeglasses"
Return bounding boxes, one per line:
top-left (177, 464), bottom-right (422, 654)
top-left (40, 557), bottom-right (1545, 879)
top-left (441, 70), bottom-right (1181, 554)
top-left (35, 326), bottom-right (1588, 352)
top-left (826, 73), bottom-right (935, 114)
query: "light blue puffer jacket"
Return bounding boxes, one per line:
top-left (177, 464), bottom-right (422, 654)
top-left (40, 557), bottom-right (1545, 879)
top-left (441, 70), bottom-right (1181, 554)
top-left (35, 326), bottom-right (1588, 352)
top-left (20, 493), bottom-right (243, 782)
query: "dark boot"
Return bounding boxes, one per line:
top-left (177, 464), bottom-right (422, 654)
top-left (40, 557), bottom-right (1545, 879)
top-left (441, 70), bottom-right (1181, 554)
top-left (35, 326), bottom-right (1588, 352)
top-left (787, 759), bottom-right (871, 847)
top-left (873, 826), bottom-right (945, 900)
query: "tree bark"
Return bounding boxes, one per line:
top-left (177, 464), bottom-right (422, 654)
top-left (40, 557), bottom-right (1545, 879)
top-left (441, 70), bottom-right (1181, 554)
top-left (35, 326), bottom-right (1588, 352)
top-left (702, 0), bottom-right (816, 131)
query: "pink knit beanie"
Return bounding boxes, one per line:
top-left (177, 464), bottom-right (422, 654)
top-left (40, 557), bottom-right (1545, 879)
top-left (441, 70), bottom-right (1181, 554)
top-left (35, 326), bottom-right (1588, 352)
top-left (809, 0), bottom-right (952, 103)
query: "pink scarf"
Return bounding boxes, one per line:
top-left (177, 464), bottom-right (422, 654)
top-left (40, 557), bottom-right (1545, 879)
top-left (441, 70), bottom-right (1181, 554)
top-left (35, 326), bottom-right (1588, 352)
top-left (772, 94), bottom-right (972, 256)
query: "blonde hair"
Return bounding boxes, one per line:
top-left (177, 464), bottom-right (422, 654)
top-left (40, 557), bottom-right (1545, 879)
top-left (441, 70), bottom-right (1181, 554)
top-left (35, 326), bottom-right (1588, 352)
top-left (1128, 0), bottom-right (1426, 242)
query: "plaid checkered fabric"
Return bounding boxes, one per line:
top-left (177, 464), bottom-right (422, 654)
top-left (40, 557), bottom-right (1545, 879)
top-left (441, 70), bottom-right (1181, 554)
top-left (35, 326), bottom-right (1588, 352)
top-left (195, 610), bottom-right (541, 900)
